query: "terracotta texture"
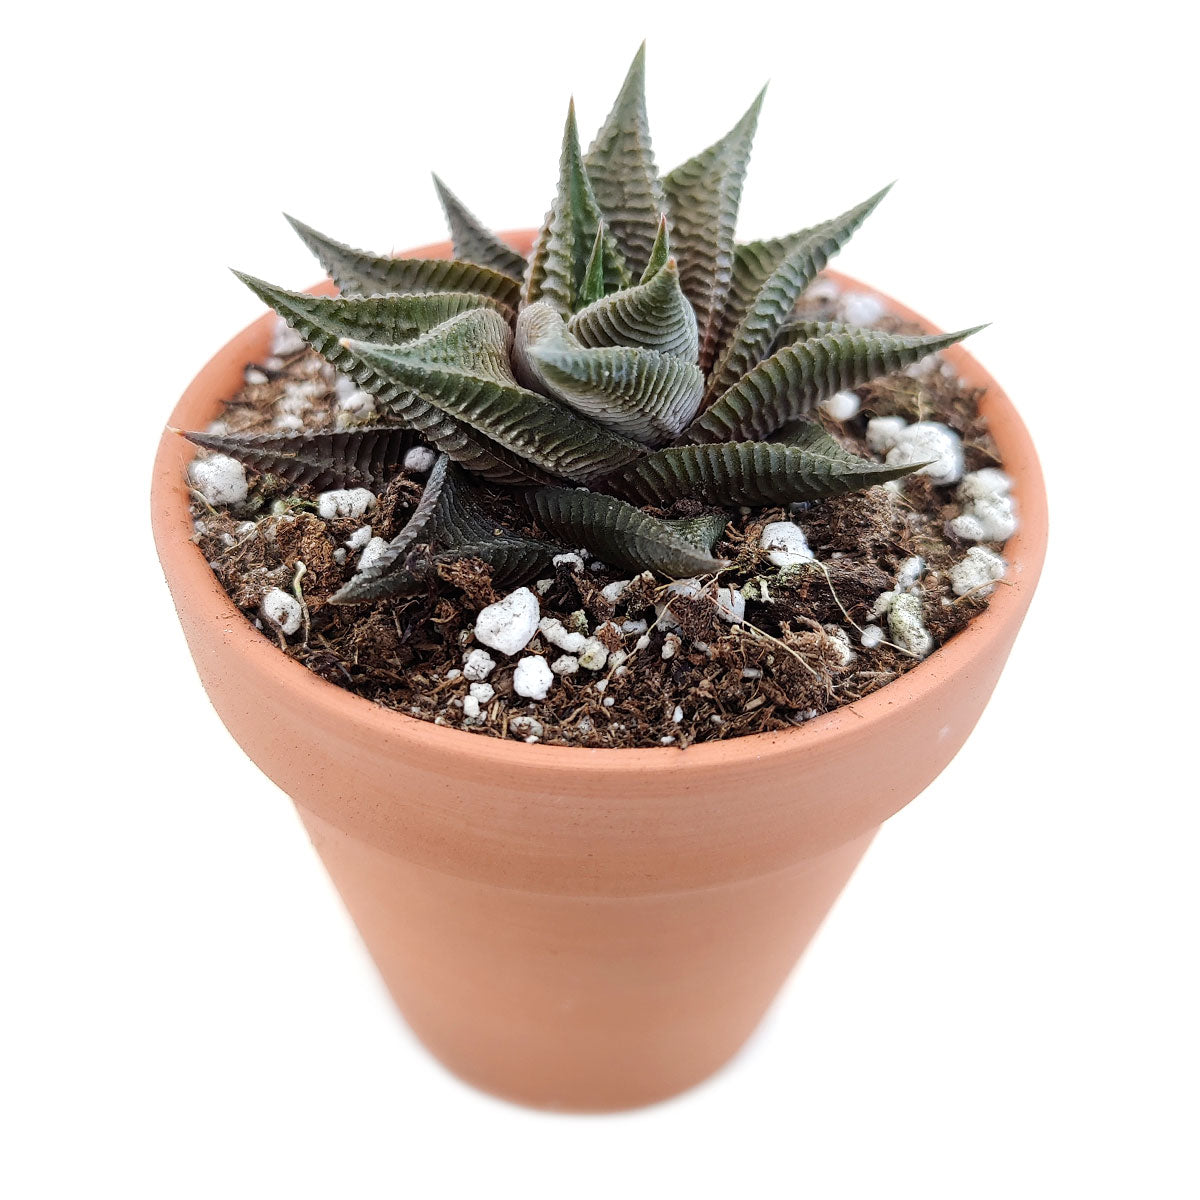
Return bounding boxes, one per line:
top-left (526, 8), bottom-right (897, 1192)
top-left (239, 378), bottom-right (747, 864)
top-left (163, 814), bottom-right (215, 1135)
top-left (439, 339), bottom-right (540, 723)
top-left (152, 232), bottom-right (1047, 1110)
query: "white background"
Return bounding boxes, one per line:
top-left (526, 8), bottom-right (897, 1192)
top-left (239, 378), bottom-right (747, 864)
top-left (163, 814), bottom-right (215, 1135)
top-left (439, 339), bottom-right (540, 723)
top-left (3, 2), bottom-right (1196, 1196)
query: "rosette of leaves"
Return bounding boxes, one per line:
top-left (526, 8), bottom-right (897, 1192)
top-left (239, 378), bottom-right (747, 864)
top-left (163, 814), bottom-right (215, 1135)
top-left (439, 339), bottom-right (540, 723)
top-left (188, 45), bottom-right (982, 603)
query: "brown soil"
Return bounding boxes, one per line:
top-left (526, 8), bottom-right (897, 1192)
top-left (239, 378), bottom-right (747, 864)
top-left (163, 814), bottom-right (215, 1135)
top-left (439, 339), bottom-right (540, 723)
top-left (187, 300), bottom-right (1007, 748)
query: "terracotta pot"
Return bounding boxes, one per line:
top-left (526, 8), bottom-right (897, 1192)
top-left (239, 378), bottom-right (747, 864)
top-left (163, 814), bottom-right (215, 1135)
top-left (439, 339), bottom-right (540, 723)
top-left (152, 230), bottom-right (1047, 1111)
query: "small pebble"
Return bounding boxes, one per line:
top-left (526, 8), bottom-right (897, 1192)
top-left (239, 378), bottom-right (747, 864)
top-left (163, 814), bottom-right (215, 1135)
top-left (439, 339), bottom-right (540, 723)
top-left (317, 488), bottom-right (376, 520)
top-left (189, 455), bottom-right (248, 506)
top-left (513, 655), bottom-right (554, 700)
top-left (260, 587), bottom-right (302, 636)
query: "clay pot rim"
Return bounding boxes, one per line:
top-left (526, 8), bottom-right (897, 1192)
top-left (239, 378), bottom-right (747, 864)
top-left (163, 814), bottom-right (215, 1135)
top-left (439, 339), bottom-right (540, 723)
top-left (152, 231), bottom-right (1047, 777)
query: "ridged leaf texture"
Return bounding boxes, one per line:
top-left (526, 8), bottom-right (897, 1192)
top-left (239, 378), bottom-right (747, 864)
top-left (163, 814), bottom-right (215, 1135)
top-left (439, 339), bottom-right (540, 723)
top-left (344, 309), bottom-right (648, 482)
top-left (333, 459), bottom-right (557, 602)
top-left (286, 215), bottom-right (522, 309)
top-left (530, 486), bottom-right (729, 578)
top-left (185, 425), bottom-right (416, 490)
top-left (523, 102), bottom-right (631, 317)
top-left (431, 175), bottom-right (528, 279)
top-left (706, 186), bottom-right (891, 401)
top-left (530, 338), bottom-right (703, 446)
top-left (685, 325), bottom-right (983, 444)
top-left (662, 89), bottom-right (764, 372)
top-left (236, 273), bottom-right (542, 485)
top-left (601, 432), bottom-right (923, 508)
top-left (582, 43), bottom-right (666, 278)
top-left (566, 227), bottom-right (699, 363)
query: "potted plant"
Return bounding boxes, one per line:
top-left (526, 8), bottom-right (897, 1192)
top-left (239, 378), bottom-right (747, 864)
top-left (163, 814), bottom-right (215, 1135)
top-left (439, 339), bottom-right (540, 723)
top-left (152, 46), bottom-right (1046, 1111)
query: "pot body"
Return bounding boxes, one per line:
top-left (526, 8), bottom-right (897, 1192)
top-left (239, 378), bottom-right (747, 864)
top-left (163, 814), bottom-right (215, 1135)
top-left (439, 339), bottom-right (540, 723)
top-left (152, 234), bottom-right (1047, 1110)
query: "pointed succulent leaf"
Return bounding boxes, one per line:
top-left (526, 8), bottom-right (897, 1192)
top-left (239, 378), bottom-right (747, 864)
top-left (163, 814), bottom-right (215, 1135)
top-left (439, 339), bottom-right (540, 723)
top-left (685, 326), bottom-right (984, 444)
top-left (431, 175), bottom-right (528, 279)
top-left (640, 214), bottom-right (670, 283)
top-left (331, 458), bottom-right (557, 602)
top-left (286, 215), bottom-right (522, 308)
top-left (602, 438), bottom-right (923, 508)
top-left (662, 88), bottom-right (765, 372)
top-left (567, 249), bottom-right (699, 363)
top-left (721, 184), bottom-right (891, 347)
top-left (235, 272), bottom-right (540, 485)
top-left (530, 486), bottom-right (729, 578)
top-left (530, 338), bottom-right (704, 446)
top-left (523, 102), bottom-right (631, 316)
top-left (582, 43), bottom-right (666, 277)
top-left (343, 310), bottom-right (648, 482)
top-left (185, 425), bottom-right (416, 490)
top-left (707, 186), bottom-right (892, 399)
top-left (579, 225), bottom-right (609, 308)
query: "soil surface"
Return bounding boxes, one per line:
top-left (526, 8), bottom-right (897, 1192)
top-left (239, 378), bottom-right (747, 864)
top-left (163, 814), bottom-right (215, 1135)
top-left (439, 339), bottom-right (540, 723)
top-left (187, 290), bottom-right (1011, 748)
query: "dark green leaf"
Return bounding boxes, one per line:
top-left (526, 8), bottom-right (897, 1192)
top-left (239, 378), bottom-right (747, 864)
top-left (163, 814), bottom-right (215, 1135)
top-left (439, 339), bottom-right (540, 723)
top-left (530, 486), bottom-right (729, 578)
top-left (185, 425), bottom-right (416, 490)
top-left (685, 326), bottom-right (984, 444)
top-left (583, 42), bottom-right (666, 277)
top-left (707, 186), bottom-right (892, 399)
top-left (285, 214), bottom-right (522, 309)
top-left (662, 88), bottom-right (765, 371)
top-left (432, 175), bottom-right (528, 278)
top-left (523, 102), bottom-right (631, 317)
top-left (602, 437), bottom-right (922, 507)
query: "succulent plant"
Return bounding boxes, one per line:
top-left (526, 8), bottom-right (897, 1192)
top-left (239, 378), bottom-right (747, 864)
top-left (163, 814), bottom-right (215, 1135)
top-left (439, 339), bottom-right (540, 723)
top-left (188, 45), bottom-right (981, 602)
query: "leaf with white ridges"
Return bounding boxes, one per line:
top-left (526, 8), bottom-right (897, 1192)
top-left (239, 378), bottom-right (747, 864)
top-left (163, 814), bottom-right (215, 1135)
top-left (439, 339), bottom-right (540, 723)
top-left (583, 43), bottom-right (666, 277)
top-left (331, 458), bottom-right (556, 601)
top-left (523, 102), bottom-right (631, 317)
top-left (431, 175), bottom-right (528, 279)
top-left (343, 310), bottom-right (647, 482)
top-left (286, 215), bottom-right (522, 308)
top-left (685, 326), bottom-right (984, 444)
top-left (567, 231), bottom-right (699, 363)
top-left (530, 339), bottom-right (704, 446)
top-left (662, 88), bottom-right (764, 372)
top-left (602, 438), bottom-right (923, 507)
top-left (235, 273), bottom-right (540, 485)
top-left (707, 187), bottom-right (891, 400)
top-left (185, 425), bottom-right (416, 490)
top-left (530, 487), bottom-right (729, 578)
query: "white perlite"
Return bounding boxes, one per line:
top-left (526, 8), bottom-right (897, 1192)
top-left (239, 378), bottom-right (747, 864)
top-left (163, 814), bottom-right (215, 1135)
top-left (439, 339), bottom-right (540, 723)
top-left (866, 416), bottom-right (907, 453)
top-left (260, 587), bottom-right (302, 635)
top-left (949, 546), bottom-right (1007, 597)
top-left (403, 446), bottom-right (437, 473)
top-left (819, 390), bottom-right (861, 421)
top-left (601, 578), bottom-right (633, 604)
top-left (860, 624), bottom-right (885, 649)
top-left (550, 654), bottom-right (580, 675)
top-left (462, 648), bottom-right (496, 681)
top-left (896, 556), bottom-right (925, 591)
top-left (513, 655), bottom-right (554, 700)
top-left (357, 537), bottom-right (388, 571)
top-left (469, 681), bottom-right (495, 704)
top-left (539, 616), bottom-right (587, 654)
top-left (840, 291), bottom-right (885, 326)
top-left (345, 525), bottom-right (372, 551)
top-left (578, 637), bottom-right (609, 671)
top-left (885, 421), bottom-right (965, 486)
top-left (317, 488), bottom-right (376, 520)
top-left (759, 520), bottom-right (814, 568)
top-left (552, 551), bottom-right (585, 570)
top-left (823, 625), bottom-right (855, 667)
top-left (659, 579), bottom-right (745, 626)
top-left (189, 455), bottom-right (248, 506)
top-left (950, 469), bottom-right (1018, 542)
top-left (474, 587), bottom-right (540, 656)
top-left (887, 592), bottom-right (934, 658)
top-left (461, 694), bottom-right (481, 721)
